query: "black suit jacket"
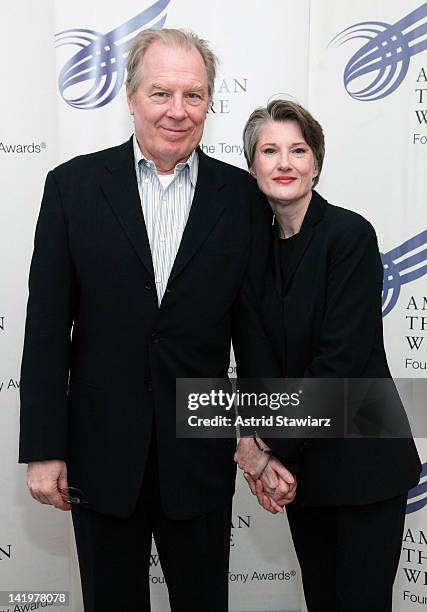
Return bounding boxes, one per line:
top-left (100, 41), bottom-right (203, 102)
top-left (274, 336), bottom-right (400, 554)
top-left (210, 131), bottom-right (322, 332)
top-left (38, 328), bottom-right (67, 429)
top-left (19, 137), bottom-right (276, 519)
top-left (263, 190), bottom-right (421, 507)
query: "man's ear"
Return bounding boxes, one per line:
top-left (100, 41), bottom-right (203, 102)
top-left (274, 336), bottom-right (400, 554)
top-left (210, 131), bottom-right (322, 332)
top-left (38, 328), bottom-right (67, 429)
top-left (127, 93), bottom-right (134, 116)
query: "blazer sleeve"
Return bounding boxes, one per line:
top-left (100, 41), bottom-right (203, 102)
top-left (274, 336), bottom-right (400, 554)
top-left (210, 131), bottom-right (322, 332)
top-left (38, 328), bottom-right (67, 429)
top-left (231, 180), bottom-right (281, 379)
top-left (19, 170), bottom-right (75, 462)
top-left (305, 216), bottom-right (384, 378)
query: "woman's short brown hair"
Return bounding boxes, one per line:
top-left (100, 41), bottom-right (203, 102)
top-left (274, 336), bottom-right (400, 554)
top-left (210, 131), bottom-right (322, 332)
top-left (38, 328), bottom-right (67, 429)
top-left (243, 100), bottom-right (325, 188)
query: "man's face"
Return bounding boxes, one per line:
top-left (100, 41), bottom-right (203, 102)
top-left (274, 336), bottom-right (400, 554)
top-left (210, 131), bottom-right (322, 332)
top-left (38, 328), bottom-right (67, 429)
top-left (127, 41), bottom-right (209, 173)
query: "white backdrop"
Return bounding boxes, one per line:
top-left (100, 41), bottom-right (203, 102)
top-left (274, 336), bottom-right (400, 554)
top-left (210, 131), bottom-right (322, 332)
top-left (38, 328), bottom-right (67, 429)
top-left (1, 1), bottom-right (426, 611)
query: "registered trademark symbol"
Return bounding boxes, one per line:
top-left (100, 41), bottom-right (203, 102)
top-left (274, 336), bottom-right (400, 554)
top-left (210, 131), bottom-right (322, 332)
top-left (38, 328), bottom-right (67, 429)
top-left (40, 142), bottom-right (47, 149)
top-left (299, 390), bottom-right (303, 395)
top-left (291, 570), bottom-right (296, 576)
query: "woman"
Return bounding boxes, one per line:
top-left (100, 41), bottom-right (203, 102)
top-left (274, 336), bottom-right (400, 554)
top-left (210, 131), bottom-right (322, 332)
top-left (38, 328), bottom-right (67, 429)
top-left (237, 100), bottom-right (421, 611)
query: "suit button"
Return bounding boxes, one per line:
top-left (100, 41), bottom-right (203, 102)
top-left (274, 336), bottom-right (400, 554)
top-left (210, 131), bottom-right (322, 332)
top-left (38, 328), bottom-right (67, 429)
top-left (145, 280), bottom-right (153, 291)
top-left (147, 381), bottom-right (153, 392)
top-left (151, 333), bottom-right (160, 343)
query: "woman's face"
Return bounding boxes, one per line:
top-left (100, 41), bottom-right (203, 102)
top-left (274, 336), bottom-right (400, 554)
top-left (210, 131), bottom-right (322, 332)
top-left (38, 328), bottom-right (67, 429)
top-left (251, 120), bottom-right (318, 208)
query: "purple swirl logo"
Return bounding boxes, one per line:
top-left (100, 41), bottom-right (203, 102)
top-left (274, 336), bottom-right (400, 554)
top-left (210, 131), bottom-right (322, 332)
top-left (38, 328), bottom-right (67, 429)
top-left (55, 0), bottom-right (171, 109)
top-left (381, 230), bottom-right (427, 317)
top-left (407, 461), bottom-right (427, 514)
top-left (330, 3), bottom-right (427, 101)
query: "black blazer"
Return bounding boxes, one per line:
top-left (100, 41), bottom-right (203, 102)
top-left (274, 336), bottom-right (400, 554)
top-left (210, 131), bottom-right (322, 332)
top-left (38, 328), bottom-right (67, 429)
top-left (19, 137), bottom-right (276, 519)
top-left (263, 190), bottom-right (421, 507)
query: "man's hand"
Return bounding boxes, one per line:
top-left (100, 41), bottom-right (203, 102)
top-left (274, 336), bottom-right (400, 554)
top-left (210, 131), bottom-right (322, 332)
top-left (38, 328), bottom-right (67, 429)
top-left (244, 457), bottom-right (297, 514)
top-left (27, 460), bottom-right (71, 511)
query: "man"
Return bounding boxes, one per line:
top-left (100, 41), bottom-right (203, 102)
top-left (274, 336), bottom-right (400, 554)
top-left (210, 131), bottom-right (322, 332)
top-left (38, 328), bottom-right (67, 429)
top-left (19, 29), bottom-right (294, 612)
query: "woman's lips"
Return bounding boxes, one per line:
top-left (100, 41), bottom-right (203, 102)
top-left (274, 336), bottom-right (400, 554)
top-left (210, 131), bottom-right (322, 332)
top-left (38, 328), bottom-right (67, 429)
top-left (273, 176), bottom-right (297, 184)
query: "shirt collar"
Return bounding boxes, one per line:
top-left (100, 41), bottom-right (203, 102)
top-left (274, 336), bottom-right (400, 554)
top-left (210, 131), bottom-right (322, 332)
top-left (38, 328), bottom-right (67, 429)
top-left (133, 134), bottom-right (198, 187)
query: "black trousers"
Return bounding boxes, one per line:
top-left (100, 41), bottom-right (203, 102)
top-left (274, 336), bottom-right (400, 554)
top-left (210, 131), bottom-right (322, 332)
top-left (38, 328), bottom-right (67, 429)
top-left (71, 437), bottom-right (232, 612)
top-left (286, 494), bottom-right (408, 612)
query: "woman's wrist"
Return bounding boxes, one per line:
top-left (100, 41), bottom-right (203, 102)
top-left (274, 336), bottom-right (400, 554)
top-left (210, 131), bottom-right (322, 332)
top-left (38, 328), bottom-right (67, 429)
top-left (253, 433), bottom-right (272, 455)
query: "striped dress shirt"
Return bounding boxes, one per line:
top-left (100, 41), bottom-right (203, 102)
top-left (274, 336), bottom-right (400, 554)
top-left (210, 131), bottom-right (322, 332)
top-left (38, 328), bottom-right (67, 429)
top-left (133, 135), bottom-right (199, 304)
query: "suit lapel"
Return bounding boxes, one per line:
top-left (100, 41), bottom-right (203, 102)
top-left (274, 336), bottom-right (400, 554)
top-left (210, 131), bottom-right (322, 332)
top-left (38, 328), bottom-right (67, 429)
top-left (273, 223), bottom-right (282, 299)
top-left (167, 148), bottom-right (226, 284)
top-left (99, 142), bottom-right (233, 285)
top-left (100, 137), bottom-right (155, 278)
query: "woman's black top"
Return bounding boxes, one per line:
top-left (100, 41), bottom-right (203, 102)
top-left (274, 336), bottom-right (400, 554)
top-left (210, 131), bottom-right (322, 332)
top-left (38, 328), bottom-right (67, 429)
top-left (279, 233), bottom-right (300, 295)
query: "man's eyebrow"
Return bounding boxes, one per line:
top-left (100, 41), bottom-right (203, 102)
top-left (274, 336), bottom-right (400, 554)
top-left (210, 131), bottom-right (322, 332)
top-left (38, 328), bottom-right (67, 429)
top-left (149, 82), bottom-right (206, 91)
top-left (186, 83), bottom-right (205, 91)
top-left (150, 82), bottom-right (171, 91)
